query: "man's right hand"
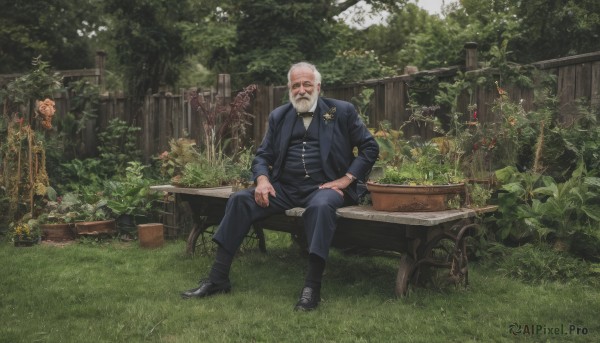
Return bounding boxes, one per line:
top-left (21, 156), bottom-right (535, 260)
top-left (254, 175), bottom-right (276, 207)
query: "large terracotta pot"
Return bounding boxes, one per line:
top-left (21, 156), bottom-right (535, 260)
top-left (75, 219), bottom-right (117, 236)
top-left (41, 223), bottom-right (76, 241)
top-left (367, 181), bottom-right (465, 212)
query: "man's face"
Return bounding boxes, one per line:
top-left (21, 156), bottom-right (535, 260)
top-left (289, 67), bottom-right (321, 113)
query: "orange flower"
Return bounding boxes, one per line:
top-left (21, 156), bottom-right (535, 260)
top-left (37, 98), bottom-right (56, 117)
top-left (37, 98), bottom-right (56, 129)
top-left (495, 81), bottom-right (508, 99)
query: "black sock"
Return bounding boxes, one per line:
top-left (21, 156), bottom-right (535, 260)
top-left (208, 245), bottom-right (234, 284)
top-left (304, 253), bottom-right (326, 290)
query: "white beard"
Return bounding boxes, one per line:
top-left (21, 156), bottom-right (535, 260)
top-left (290, 90), bottom-right (318, 113)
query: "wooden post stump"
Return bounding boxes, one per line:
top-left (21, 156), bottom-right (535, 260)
top-left (138, 223), bottom-right (164, 248)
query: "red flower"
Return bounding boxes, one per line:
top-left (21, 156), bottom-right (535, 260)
top-left (473, 110), bottom-right (478, 120)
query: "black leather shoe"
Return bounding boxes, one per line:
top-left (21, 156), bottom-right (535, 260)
top-left (181, 279), bottom-right (231, 299)
top-left (294, 286), bottom-right (320, 311)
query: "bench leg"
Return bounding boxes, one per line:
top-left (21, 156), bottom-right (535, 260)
top-left (412, 221), bottom-right (480, 290)
top-left (186, 217), bottom-right (209, 256)
top-left (395, 254), bottom-right (416, 297)
top-left (255, 227), bottom-right (266, 253)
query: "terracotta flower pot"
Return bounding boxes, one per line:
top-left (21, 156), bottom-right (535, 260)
top-left (75, 219), bottom-right (117, 236)
top-left (14, 239), bottom-right (38, 247)
top-left (41, 223), bottom-right (76, 241)
top-left (367, 181), bottom-right (465, 212)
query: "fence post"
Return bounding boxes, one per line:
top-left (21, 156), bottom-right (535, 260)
top-left (217, 74), bottom-right (231, 98)
top-left (95, 51), bottom-right (107, 91)
top-left (464, 42), bottom-right (478, 71)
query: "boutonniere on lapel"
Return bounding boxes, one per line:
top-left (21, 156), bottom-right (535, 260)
top-left (323, 107), bottom-right (336, 123)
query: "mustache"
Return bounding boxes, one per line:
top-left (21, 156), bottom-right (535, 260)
top-left (294, 95), bottom-right (310, 101)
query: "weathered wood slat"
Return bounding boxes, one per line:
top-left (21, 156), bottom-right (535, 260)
top-left (532, 51), bottom-right (600, 70)
top-left (558, 65), bottom-right (578, 121)
top-left (592, 62), bottom-right (600, 108)
top-left (576, 63), bottom-right (592, 100)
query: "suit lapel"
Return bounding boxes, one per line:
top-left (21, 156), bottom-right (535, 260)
top-left (317, 98), bottom-right (335, 164)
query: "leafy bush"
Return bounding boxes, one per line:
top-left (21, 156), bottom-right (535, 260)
top-left (105, 161), bottom-right (160, 218)
top-left (490, 163), bottom-right (600, 259)
top-left (177, 158), bottom-right (234, 188)
top-left (38, 191), bottom-right (83, 224)
top-left (157, 138), bottom-right (201, 182)
top-left (97, 118), bottom-right (142, 175)
top-left (377, 140), bottom-right (463, 185)
top-left (55, 158), bottom-right (105, 194)
top-left (488, 243), bottom-right (599, 285)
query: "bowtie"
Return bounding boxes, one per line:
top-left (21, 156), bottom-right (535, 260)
top-left (297, 112), bottom-right (314, 118)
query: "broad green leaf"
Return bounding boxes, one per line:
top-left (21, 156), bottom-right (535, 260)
top-left (533, 184), bottom-right (558, 197)
top-left (581, 205), bottom-right (600, 222)
top-left (501, 182), bottom-right (525, 195)
top-left (584, 177), bottom-right (600, 188)
top-left (495, 166), bottom-right (519, 184)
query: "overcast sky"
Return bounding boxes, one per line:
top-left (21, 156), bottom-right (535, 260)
top-left (339, 0), bottom-right (459, 28)
top-left (414, 0), bottom-right (458, 15)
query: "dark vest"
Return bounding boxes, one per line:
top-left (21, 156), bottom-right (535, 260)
top-left (279, 116), bottom-right (325, 184)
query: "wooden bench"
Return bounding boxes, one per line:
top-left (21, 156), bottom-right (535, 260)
top-left (150, 185), bottom-right (496, 296)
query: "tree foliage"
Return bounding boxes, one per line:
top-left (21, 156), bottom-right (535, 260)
top-left (186, 0), bottom-right (406, 88)
top-left (1, 0), bottom-right (599, 90)
top-left (0, 0), bottom-right (102, 73)
top-left (356, 3), bottom-right (432, 69)
top-left (102, 0), bottom-right (197, 98)
top-left (229, 0), bottom-right (337, 86)
top-left (363, 0), bottom-right (600, 72)
top-left (505, 0), bottom-right (600, 61)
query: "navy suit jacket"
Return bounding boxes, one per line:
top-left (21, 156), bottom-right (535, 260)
top-left (252, 97), bottom-right (379, 203)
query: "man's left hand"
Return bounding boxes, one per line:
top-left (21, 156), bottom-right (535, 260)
top-left (318, 176), bottom-right (353, 197)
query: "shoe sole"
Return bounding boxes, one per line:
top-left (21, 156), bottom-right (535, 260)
top-left (294, 305), bottom-right (318, 311)
top-left (180, 287), bottom-right (231, 299)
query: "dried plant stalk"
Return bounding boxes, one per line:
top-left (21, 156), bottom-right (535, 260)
top-left (533, 120), bottom-right (544, 173)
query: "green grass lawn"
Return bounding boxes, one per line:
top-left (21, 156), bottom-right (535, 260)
top-left (1, 234), bottom-right (598, 343)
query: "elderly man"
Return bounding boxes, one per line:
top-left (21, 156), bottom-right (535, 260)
top-left (181, 62), bottom-right (379, 311)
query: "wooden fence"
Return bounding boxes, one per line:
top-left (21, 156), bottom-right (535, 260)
top-left (2, 48), bottom-right (600, 162)
top-left (250, 50), bottom-right (600, 147)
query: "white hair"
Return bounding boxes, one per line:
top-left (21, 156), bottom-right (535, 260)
top-left (287, 62), bottom-right (322, 86)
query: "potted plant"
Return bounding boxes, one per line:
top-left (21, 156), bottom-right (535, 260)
top-left (367, 137), bottom-right (467, 212)
top-left (70, 188), bottom-right (115, 236)
top-left (9, 215), bottom-right (41, 247)
top-left (157, 140), bottom-right (254, 189)
top-left (158, 138), bottom-right (202, 186)
top-left (105, 161), bottom-right (161, 236)
top-left (230, 148), bottom-right (255, 191)
top-left (157, 84), bottom-right (257, 189)
top-left (37, 190), bottom-right (80, 241)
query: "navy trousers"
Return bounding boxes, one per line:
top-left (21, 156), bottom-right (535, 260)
top-left (212, 178), bottom-right (349, 260)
